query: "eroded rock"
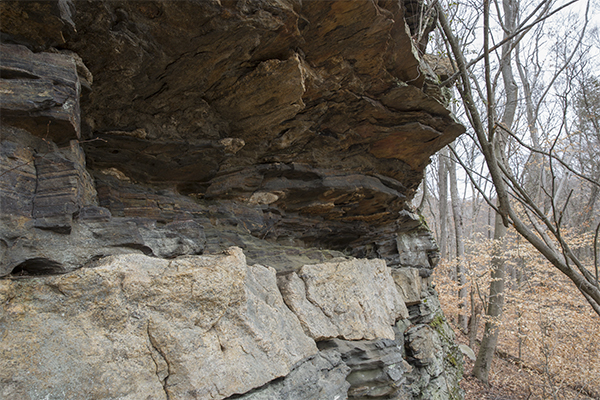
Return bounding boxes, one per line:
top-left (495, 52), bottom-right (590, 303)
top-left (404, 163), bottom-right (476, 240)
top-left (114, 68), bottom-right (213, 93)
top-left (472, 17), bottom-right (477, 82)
top-left (0, 248), bottom-right (317, 400)
top-left (1, 0), bottom-right (464, 269)
top-left (393, 267), bottom-right (424, 306)
top-left (0, 44), bottom-right (81, 143)
top-left (230, 349), bottom-right (351, 400)
top-left (318, 324), bottom-right (413, 400)
top-left (279, 258), bottom-right (408, 341)
top-left (0, 1), bottom-right (466, 399)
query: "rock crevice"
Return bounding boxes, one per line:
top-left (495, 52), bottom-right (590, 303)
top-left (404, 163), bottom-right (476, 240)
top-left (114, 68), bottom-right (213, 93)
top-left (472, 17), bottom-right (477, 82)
top-left (147, 322), bottom-right (171, 400)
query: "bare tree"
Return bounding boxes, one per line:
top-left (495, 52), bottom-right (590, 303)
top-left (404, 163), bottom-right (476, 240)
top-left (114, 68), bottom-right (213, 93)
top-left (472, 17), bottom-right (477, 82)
top-left (448, 146), bottom-right (468, 332)
top-left (435, 0), bottom-right (600, 384)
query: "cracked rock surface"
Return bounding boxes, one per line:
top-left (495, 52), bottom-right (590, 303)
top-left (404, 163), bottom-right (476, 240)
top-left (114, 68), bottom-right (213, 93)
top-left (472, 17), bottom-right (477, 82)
top-left (0, 248), bottom-right (317, 400)
top-left (278, 258), bottom-right (408, 341)
top-left (0, 247), bottom-right (463, 400)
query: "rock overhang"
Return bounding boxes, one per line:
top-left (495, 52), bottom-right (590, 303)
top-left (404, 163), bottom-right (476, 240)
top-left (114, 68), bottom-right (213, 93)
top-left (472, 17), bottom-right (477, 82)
top-left (0, 2), bottom-right (467, 399)
top-left (1, 0), bottom-right (464, 269)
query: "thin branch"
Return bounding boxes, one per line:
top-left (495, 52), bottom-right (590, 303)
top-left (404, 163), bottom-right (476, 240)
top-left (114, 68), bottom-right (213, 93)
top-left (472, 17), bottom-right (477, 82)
top-left (595, 221), bottom-right (600, 288)
top-left (448, 145), bottom-right (501, 215)
top-left (0, 159), bottom-right (34, 178)
top-left (484, 0), bottom-right (495, 143)
top-left (440, 0), bottom-right (582, 86)
top-left (495, 123), bottom-right (600, 188)
top-left (532, 0), bottom-right (591, 127)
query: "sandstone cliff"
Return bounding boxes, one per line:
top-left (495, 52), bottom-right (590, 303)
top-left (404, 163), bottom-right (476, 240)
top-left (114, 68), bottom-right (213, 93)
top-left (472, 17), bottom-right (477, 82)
top-left (1, 1), bottom-right (465, 399)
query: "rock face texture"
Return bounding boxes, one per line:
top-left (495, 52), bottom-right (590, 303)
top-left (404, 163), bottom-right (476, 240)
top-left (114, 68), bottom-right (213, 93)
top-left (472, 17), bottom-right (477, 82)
top-left (1, 248), bottom-right (463, 400)
top-left (279, 258), bottom-right (408, 341)
top-left (1, 0), bottom-right (464, 399)
top-left (1, 248), bottom-right (319, 399)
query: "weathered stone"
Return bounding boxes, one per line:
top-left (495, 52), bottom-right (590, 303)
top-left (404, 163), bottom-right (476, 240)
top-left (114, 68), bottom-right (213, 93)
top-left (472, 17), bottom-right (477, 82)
top-left (1, 0), bottom-right (465, 268)
top-left (75, 205), bottom-right (112, 222)
top-left (31, 140), bottom-right (98, 234)
top-left (278, 271), bottom-right (341, 340)
top-left (66, 0), bottom-right (461, 265)
top-left (0, 1), bottom-right (467, 399)
top-left (0, 0), bottom-right (76, 49)
top-left (0, 127), bottom-right (39, 218)
top-left (0, 44), bottom-right (81, 143)
top-left (280, 258), bottom-right (408, 341)
top-left (213, 55), bottom-right (306, 136)
top-left (0, 248), bottom-right (317, 400)
top-left (0, 127), bottom-right (209, 276)
top-left (318, 326), bottom-right (412, 400)
top-left (407, 289), bottom-right (444, 325)
top-left (406, 325), bottom-right (444, 374)
top-left (403, 295), bottom-right (465, 400)
top-left (393, 267), bottom-right (423, 306)
top-left (229, 349), bottom-right (351, 400)
top-left (396, 229), bottom-right (439, 276)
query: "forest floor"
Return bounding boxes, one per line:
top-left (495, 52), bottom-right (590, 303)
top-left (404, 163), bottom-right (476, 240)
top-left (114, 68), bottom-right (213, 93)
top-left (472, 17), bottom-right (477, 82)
top-left (453, 329), bottom-right (599, 400)
top-left (433, 247), bottom-right (600, 400)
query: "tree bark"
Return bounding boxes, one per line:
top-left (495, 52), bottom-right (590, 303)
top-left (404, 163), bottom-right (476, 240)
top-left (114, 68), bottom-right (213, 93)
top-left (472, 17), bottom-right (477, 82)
top-left (438, 147), bottom-right (449, 259)
top-left (473, 0), bottom-right (518, 383)
top-left (449, 146), bottom-right (468, 332)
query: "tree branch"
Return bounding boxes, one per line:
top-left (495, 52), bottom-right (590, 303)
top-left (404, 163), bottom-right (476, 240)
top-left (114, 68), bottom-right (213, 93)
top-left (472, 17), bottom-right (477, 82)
top-left (440, 0), bottom-right (582, 87)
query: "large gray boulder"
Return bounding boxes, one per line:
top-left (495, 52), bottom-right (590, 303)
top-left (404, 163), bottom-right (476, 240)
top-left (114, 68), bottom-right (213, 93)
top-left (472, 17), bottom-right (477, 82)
top-left (278, 258), bottom-right (408, 341)
top-left (0, 248), bottom-right (317, 400)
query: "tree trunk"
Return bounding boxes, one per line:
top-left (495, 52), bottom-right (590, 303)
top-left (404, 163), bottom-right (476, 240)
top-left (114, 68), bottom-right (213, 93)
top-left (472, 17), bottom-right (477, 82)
top-left (468, 286), bottom-right (482, 349)
top-left (449, 146), bottom-right (468, 332)
top-left (473, 0), bottom-right (518, 383)
top-left (438, 147), bottom-right (449, 259)
top-left (473, 211), bottom-right (507, 382)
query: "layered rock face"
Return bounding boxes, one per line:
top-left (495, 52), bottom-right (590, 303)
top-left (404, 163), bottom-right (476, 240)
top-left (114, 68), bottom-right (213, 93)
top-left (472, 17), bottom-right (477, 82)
top-left (1, 248), bottom-right (463, 400)
top-left (1, 0), bottom-right (464, 399)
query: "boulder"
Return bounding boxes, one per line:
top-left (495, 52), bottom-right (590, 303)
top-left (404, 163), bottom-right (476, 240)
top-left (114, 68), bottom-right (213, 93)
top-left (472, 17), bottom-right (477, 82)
top-left (0, 248), bottom-right (317, 400)
top-left (278, 258), bottom-right (408, 341)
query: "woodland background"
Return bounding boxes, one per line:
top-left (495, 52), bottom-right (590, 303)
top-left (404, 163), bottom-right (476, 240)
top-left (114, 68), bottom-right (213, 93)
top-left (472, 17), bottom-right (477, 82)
top-left (416, 0), bottom-right (600, 397)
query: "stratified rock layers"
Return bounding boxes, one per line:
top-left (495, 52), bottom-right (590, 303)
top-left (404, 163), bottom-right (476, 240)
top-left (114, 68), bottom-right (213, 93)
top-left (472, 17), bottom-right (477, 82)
top-left (1, 0), bottom-right (464, 276)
